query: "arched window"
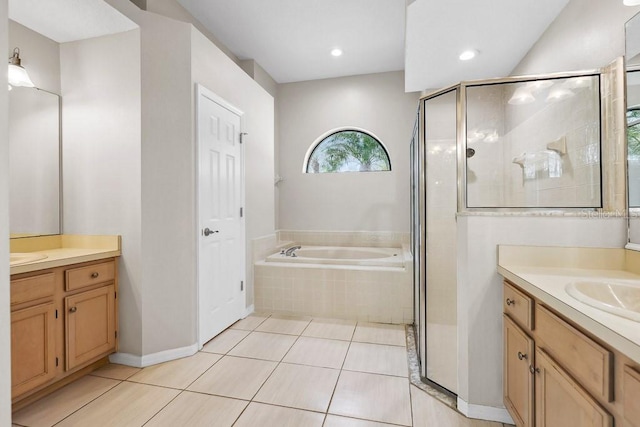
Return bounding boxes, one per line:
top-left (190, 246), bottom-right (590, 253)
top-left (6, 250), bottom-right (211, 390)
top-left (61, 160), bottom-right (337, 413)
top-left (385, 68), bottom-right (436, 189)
top-left (304, 129), bottom-right (391, 173)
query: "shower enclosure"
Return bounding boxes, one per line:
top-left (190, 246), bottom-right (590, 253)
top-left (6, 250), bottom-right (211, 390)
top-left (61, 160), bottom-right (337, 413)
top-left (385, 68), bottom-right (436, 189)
top-left (411, 71), bottom-right (603, 396)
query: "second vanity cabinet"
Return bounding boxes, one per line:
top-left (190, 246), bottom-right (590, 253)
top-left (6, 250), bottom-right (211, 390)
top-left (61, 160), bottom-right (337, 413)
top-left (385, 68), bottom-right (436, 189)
top-left (503, 280), bottom-right (640, 427)
top-left (10, 258), bottom-right (118, 406)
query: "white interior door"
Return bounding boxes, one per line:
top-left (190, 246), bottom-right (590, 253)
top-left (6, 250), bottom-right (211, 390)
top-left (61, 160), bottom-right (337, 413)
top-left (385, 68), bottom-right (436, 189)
top-left (197, 85), bottom-right (245, 347)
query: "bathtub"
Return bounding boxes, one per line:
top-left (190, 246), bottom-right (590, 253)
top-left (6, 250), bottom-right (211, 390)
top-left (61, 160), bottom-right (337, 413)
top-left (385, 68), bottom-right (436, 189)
top-left (255, 244), bottom-right (413, 323)
top-left (265, 245), bottom-right (403, 268)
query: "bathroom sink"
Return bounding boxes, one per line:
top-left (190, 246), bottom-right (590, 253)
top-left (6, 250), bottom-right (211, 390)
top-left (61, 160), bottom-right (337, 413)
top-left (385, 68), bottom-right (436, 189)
top-left (10, 252), bottom-right (48, 266)
top-left (565, 280), bottom-right (640, 322)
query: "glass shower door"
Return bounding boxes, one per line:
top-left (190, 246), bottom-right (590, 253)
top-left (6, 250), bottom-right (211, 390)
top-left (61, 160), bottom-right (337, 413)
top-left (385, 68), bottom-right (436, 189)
top-left (421, 88), bottom-right (458, 393)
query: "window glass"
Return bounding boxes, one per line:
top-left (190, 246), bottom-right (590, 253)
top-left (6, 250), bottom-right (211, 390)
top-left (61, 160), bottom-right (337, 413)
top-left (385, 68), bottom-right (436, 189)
top-left (306, 130), bottom-right (391, 173)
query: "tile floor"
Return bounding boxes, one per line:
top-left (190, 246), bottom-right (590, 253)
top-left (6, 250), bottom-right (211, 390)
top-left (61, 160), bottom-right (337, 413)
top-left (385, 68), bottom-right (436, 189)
top-left (12, 314), bottom-right (512, 427)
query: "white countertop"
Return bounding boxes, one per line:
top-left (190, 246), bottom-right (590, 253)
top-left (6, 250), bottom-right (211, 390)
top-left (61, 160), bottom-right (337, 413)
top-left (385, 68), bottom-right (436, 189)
top-left (10, 235), bottom-right (121, 275)
top-left (498, 245), bottom-right (640, 364)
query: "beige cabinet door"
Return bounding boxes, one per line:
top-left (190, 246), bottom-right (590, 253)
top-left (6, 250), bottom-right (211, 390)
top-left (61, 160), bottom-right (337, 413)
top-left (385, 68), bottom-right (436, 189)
top-left (11, 302), bottom-right (57, 398)
top-left (504, 314), bottom-right (534, 427)
top-left (534, 348), bottom-right (612, 427)
top-left (65, 285), bottom-right (116, 370)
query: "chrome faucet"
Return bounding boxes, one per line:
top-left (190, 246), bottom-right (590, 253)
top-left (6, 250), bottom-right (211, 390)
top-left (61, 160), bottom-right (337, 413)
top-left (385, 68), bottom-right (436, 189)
top-left (284, 245), bottom-right (301, 256)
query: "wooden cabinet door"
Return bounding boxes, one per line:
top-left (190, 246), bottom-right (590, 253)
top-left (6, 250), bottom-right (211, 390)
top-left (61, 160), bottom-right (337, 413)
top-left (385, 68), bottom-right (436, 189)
top-left (534, 348), bottom-right (612, 427)
top-left (11, 302), bottom-right (57, 398)
top-left (504, 314), bottom-right (534, 427)
top-left (65, 285), bottom-right (116, 370)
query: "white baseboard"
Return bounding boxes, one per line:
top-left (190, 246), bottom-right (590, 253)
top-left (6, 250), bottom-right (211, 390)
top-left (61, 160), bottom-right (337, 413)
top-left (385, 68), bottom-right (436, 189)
top-left (109, 343), bottom-right (199, 368)
top-left (626, 242), bottom-right (640, 251)
top-left (244, 304), bottom-right (255, 318)
top-left (457, 397), bottom-right (514, 424)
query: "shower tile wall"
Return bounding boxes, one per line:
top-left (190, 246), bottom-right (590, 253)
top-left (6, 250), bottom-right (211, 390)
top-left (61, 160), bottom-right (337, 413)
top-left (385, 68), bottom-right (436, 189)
top-left (466, 76), bottom-right (603, 208)
top-left (503, 78), bottom-right (600, 207)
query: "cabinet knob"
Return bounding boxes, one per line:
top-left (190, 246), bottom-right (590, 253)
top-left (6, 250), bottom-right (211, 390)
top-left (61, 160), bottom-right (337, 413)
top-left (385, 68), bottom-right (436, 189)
top-left (505, 298), bottom-right (515, 306)
top-left (69, 307), bottom-right (77, 313)
top-left (529, 365), bottom-right (539, 374)
top-left (90, 272), bottom-right (99, 278)
top-left (518, 351), bottom-right (527, 361)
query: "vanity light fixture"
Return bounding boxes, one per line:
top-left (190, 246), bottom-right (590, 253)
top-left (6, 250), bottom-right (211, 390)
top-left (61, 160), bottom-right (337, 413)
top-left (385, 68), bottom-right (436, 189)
top-left (508, 86), bottom-right (535, 105)
top-left (331, 48), bottom-right (343, 57)
top-left (624, 0), bottom-right (640, 6)
top-left (8, 48), bottom-right (35, 88)
top-left (459, 49), bottom-right (478, 61)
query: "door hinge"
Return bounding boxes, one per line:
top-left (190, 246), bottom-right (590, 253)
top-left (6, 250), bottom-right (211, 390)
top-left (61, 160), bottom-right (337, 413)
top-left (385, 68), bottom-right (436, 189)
top-left (241, 281), bottom-right (244, 291)
top-left (55, 309), bottom-right (58, 319)
top-left (240, 207), bottom-right (244, 218)
top-left (239, 132), bottom-right (248, 144)
top-left (55, 357), bottom-right (59, 367)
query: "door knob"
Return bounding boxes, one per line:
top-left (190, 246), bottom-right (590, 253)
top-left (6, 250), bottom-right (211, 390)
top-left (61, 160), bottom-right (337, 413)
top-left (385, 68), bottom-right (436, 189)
top-left (203, 228), bottom-right (219, 236)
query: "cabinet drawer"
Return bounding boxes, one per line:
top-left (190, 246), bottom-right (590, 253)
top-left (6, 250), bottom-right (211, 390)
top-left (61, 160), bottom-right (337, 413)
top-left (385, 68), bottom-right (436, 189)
top-left (65, 261), bottom-right (115, 291)
top-left (623, 366), bottom-right (640, 427)
top-left (11, 273), bottom-right (55, 307)
top-left (535, 304), bottom-right (613, 402)
top-left (504, 281), bottom-right (533, 330)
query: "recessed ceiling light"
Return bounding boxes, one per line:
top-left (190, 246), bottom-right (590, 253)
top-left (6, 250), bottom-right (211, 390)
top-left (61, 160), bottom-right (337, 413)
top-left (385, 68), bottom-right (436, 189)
top-left (459, 50), bottom-right (478, 61)
top-left (624, 0), bottom-right (640, 6)
top-left (331, 48), bottom-right (343, 57)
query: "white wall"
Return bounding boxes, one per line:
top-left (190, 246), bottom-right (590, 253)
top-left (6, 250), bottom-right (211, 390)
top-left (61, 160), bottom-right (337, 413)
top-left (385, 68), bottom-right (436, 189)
top-left (456, 1), bottom-right (640, 418)
top-left (512, 0), bottom-right (640, 75)
top-left (0, 0), bottom-right (11, 422)
top-left (61, 29), bottom-right (143, 356)
top-left (457, 215), bottom-right (627, 411)
top-left (191, 28), bottom-right (275, 308)
top-left (102, 0), bottom-right (275, 358)
top-left (9, 21), bottom-right (61, 236)
top-left (278, 71), bottom-right (419, 232)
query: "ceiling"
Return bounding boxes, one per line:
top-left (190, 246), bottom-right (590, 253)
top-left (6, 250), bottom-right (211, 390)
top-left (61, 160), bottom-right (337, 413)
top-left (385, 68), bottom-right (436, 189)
top-left (7, 0), bottom-right (571, 91)
top-left (178, 0), bottom-right (569, 90)
top-left (177, 0), bottom-right (406, 84)
top-left (8, 0), bottom-right (137, 43)
top-left (405, 0), bottom-right (570, 91)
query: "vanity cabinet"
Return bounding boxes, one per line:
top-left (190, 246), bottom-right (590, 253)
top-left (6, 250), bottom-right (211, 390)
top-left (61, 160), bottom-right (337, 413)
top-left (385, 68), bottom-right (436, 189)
top-left (504, 314), bottom-right (534, 427)
top-left (11, 302), bottom-right (57, 398)
top-left (502, 280), bottom-right (638, 427)
top-left (65, 285), bottom-right (116, 370)
top-left (10, 258), bottom-right (118, 407)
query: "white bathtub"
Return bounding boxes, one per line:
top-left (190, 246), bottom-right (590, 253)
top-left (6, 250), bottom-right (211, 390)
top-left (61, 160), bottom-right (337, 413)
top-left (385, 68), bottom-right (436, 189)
top-left (265, 245), bottom-right (403, 268)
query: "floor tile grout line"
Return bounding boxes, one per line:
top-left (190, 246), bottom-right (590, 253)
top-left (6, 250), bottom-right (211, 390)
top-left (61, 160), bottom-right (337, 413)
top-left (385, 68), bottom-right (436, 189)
top-left (140, 389), bottom-right (186, 427)
top-left (245, 316), bottom-right (309, 403)
top-left (49, 379), bottom-right (124, 427)
top-left (144, 314), bottom-right (270, 427)
top-left (323, 319), bottom-right (358, 422)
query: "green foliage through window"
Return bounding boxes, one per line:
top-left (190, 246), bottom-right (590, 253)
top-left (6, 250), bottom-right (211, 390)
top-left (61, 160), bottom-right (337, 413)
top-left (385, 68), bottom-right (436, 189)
top-left (629, 108), bottom-right (640, 159)
top-left (306, 130), bottom-right (391, 173)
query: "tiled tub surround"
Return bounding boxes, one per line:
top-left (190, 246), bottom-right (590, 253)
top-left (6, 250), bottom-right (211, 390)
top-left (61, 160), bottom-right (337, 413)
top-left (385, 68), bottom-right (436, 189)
top-left (276, 230), bottom-right (410, 248)
top-left (254, 249), bottom-right (413, 324)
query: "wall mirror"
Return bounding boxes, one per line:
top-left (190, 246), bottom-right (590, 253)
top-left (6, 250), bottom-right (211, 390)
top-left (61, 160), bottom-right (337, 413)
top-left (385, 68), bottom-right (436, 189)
top-left (627, 11), bottom-right (640, 248)
top-left (9, 86), bottom-right (61, 238)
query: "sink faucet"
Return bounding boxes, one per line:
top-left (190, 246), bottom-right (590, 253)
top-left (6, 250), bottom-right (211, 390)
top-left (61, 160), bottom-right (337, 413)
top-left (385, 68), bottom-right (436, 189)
top-left (284, 245), bottom-right (301, 256)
